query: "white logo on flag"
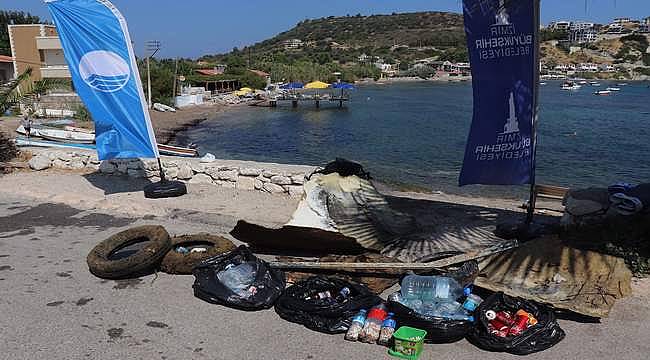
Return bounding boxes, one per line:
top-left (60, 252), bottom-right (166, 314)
top-left (78, 50), bottom-right (130, 92)
top-left (501, 92), bottom-right (519, 134)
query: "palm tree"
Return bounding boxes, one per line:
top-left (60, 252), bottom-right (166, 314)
top-left (0, 67), bottom-right (70, 114)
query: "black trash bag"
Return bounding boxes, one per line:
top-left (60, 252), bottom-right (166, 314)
top-left (274, 276), bottom-right (382, 334)
top-left (192, 245), bottom-right (285, 311)
top-left (309, 158), bottom-right (371, 180)
top-left (387, 301), bottom-right (474, 343)
top-left (466, 292), bottom-right (566, 355)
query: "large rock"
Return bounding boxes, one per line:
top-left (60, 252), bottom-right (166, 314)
top-left (57, 152), bottom-right (73, 162)
top-left (203, 166), bottom-right (220, 180)
top-left (263, 183), bottom-right (286, 194)
top-left (177, 164), bottom-right (193, 180)
top-left (262, 170), bottom-right (278, 178)
top-left (190, 162), bottom-right (205, 173)
top-left (69, 159), bottom-right (86, 170)
top-left (239, 168), bottom-right (263, 177)
top-left (116, 162), bottom-right (128, 174)
top-left (189, 173), bottom-right (214, 184)
top-left (99, 161), bottom-right (117, 174)
top-left (88, 154), bottom-right (100, 165)
top-left (127, 161), bottom-right (142, 170)
top-left (141, 159), bottom-right (159, 171)
top-left (271, 175), bottom-right (292, 185)
top-left (28, 155), bottom-right (51, 171)
top-left (216, 180), bottom-right (236, 188)
top-left (164, 166), bottom-right (179, 179)
top-left (254, 178), bottom-right (264, 190)
top-left (291, 174), bottom-right (306, 185)
top-left (236, 176), bottom-right (256, 191)
top-left (47, 151), bottom-right (62, 161)
top-left (256, 175), bottom-right (270, 183)
top-left (218, 169), bottom-right (239, 182)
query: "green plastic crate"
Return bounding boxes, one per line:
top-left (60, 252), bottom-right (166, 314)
top-left (388, 326), bottom-right (427, 360)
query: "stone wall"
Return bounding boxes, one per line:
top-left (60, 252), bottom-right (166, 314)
top-left (26, 148), bottom-right (315, 197)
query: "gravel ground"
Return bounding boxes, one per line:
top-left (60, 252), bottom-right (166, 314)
top-left (0, 172), bottom-right (649, 360)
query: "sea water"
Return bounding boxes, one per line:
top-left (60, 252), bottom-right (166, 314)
top-left (175, 81), bottom-right (650, 199)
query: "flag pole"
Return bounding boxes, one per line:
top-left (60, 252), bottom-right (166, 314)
top-left (526, 0), bottom-right (541, 225)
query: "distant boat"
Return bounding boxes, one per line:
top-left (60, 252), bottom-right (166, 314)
top-left (590, 82), bottom-right (601, 86)
top-left (38, 128), bottom-right (95, 144)
top-left (540, 82), bottom-right (547, 85)
top-left (606, 87), bottom-right (621, 91)
top-left (594, 90), bottom-right (611, 96)
top-left (616, 83), bottom-right (628, 86)
top-left (578, 80), bottom-right (588, 85)
top-left (561, 81), bottom-right (581, 90)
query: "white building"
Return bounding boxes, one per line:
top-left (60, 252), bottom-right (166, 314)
top-left (548, 21), bottom-right (571, 31)
top-left (570, 28), bottom-right (598, 43)
top-left (570, 21), bottom-right (595, 31)
top-left (577, 63), bottom-right (599, 72)
top-left (613, 17), bottom-right (631, 24)
top-left (282, 39), bottom-right (303, 50)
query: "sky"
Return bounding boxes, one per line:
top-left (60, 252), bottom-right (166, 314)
top-left (3, 0), bottom-right (650, 58)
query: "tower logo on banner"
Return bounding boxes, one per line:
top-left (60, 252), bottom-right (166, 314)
top-left (459, 0), bottom-right (537, 186)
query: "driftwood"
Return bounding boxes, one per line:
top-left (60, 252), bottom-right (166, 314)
top-left (269, 240), bottom-right (518, 272)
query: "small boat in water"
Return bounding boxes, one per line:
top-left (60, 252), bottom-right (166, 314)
top-left (561, 81), bottom-right (581, 90)
top-left (38, 127), bottom-right (95, 144)
top-left (158, 143), bottom-right (198, 157)
top-left (590, 81), bottom-right (601, 86)
top-left (578, 80), bottom-right (588, 85)
top-left (606, 87), bottom-right (621, 91)
top-left (594, 90), bottom-right (611, 96)
top-left (616, 83), bottom-right (628, 86)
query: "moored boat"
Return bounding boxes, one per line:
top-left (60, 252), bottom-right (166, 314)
top-left (37, 128), bottom-right (96, 144)
top-left (594, 90), bottom-right (611, 96)
top-left (157, 143), bottom-right (199, 157)
top-left (561, 81), bottom-right (581, 90)
top-left (606, 87), bottom-right (621, 91)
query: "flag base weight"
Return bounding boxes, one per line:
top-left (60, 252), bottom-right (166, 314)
top-left (144, 180), bottom-right (187, 199)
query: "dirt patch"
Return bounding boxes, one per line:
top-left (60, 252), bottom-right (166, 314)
top-left (46, 301), bottom-right (65, 307)
top-left (0, 203), bottom-right (134, 235)
top-left (113, 278), bottom-right (143, 290)
top-left (146, 321), bottom-right (169, 329)
top-left (107, 328), bottom-right (124, 340)
top-left (76, 297), bottom-right (93, 306)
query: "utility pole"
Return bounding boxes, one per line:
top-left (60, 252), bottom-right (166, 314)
top-left (172, 58), bottom-right (178, 98)
top-left (145, 40), bottom-right (160, 109)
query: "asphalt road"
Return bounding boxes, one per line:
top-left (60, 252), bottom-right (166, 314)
top-left (1, 192), bottom-right (649, 360)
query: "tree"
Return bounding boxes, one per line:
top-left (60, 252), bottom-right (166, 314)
top-left (0, 67), bottom-right (69, 113)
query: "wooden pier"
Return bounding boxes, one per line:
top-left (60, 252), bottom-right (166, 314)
top-left (269, 95), bottom-right (349, 108)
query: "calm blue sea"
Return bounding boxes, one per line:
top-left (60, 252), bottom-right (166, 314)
top-left (175, 81), bottom-right (650, 198)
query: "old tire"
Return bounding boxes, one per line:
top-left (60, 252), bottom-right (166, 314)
top-left (160, 233), bottom-right (237, 274)
top-left (87, 225), bottom-right (172, 279)
top-left (144, 180), bottom-right (187, 199)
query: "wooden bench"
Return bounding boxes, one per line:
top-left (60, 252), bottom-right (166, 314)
top-left (534, 184), bottom-right (569, 201)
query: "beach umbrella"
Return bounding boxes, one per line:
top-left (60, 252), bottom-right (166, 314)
top-left (280, 82), bottom-right (304, 89)
top-left (305, 81), bottom-right (330, 89)
top-left (332, 82), bottom-right (356, 90)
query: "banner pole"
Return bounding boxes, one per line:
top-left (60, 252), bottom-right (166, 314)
top-left (526, 0), bottom-right (541, 225)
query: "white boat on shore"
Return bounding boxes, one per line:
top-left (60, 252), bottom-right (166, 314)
top-left (606, 87), bottom-right (621, 91)
top-left (153, 102), bottom-right (177, 112)
top-left (38, 128), bottom-right (95, 144)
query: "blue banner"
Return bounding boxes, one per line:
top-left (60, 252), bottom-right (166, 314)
top-left (46, 0), bottom-right (159, 160)
top-left (459, 0), bottom-right (538, 186)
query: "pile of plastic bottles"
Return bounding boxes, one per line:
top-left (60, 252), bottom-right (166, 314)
top-left (345, 304), bottom-right (397, 345)
top-left (485, 309), bottom-right (538, 337)
top-left (389, 275), bottom-right (483, 321)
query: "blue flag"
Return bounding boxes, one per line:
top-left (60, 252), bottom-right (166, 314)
top-left (459, 0), bottom-right (538, 186)
top-left (46, 0), bottom-right (159, 160)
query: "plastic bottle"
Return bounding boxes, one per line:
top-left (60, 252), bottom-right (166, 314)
top-left (217, 263), bottom-right (255, 297)
top-left (378, 312), bottom-right (397, 345)
top-left (400, 275), bottom-right (463, 302)
top-left (462, 294), bottom-right (484, 312)
top-left (359, 304), bottom-right (388, 343)
top-left (335, 287), bottom-right (351, 302)
top-left (344, 309), bottom-right (367, 341)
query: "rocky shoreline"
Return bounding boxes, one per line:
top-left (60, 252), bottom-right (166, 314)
top-left (25, 148), bottom-right (315, 197)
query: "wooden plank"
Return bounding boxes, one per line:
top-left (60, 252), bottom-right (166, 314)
top-left (268, 240), bottom-right (518, 271)
top-left (535, 184), bottom-right (569, 200)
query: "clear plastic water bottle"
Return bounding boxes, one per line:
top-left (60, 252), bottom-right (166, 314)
top-left (378, 312), bottom-right (397, 345)
top-left (345, 309), bottom-right (367, 341)
top-left (217, 263), bottom-right (255, 297)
